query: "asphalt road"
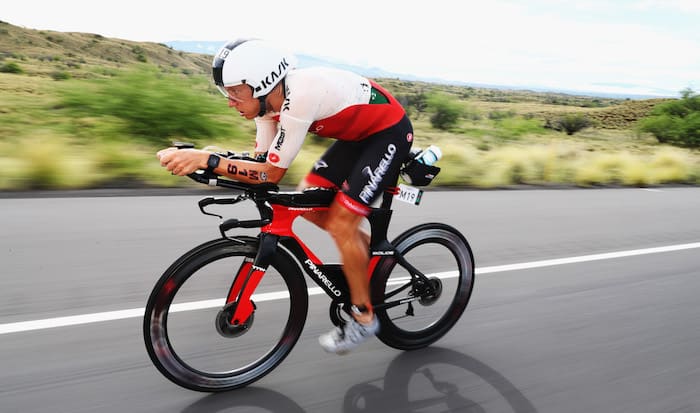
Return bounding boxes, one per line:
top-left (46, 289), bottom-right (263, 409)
top-left (1, 187), bottom-right (699, 413)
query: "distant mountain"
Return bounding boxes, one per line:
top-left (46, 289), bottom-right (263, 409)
top-left (165, 40), bottom-right (670, 100)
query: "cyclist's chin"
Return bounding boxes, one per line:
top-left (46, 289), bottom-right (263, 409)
top-left (240, 110), bottom-right (256, 120)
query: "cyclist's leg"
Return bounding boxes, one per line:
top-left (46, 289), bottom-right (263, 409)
top-left (319, 197), bottom-right (379, 354)
top-left (334, 115), bottom-right (413, 310)
top-left (325, 198), bottom-right (372, 316)
top-left (319, 116), bottom-right (413, 353)
top-left (297, 141), bottom-right (370, 247)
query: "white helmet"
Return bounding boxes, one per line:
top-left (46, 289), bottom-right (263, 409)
top-left (212, 39), bottom-right (297, 99)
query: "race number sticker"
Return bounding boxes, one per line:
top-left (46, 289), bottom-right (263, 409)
top-left (395, 184), bottom-right (423, 206)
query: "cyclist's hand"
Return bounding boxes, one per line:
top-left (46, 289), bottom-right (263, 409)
top-left (157, 148), bottom-right (208, 176)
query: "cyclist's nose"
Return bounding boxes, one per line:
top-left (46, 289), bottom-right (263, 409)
top-left (228, 99), bottom-right (237, 108)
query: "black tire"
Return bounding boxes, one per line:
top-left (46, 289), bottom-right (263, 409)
top-left (371, 223), bottom-right (475, 350)
top-left (143, 238), bottom-right (308, 392)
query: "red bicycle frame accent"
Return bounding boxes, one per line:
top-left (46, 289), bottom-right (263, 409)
top-left (226, 203), bottom-right (332, 325)
top-left (261, 204), bottom-right (325, 265)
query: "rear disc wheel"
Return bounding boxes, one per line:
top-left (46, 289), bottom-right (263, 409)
top-left (372, 224), bottom-right (475, 350)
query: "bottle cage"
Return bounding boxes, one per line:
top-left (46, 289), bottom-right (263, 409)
top-left (400, 149), bottom-right (441, 186)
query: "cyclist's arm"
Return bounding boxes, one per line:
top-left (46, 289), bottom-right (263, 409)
top-left (158, 90), bottom-right (315, 183)
top-left (157, 148), bottom-right (287, 184)
top-left (224, 113), bottom-right (313, 183)
top-left (212, 156), bottom-right (287, 184)
top-left (254, 117), bottom-right (277, 157)
top-left (265, 113), bottom-right (314, 169)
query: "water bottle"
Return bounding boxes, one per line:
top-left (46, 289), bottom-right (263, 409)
top-left (416, 145), bottom-right (442, 166)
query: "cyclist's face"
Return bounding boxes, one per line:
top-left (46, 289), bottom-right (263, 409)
top-left (224, 85), bottom-right (258, 119)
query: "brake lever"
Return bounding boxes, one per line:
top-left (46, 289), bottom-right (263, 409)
top-left (198, 195), bottom-right (248, 219)
top-left (198, 197), bottom-right (221, 218)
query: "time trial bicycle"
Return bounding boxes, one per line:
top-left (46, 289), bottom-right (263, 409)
top-left (143, 148), bottom-right (475, 392)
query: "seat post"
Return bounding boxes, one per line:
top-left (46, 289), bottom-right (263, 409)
top-left (379, 172), bottom-right (400, 210)
top-left (380, 189), bottom-right (395, 210)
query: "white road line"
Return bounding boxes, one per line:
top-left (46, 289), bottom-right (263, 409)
top-left (2, 242), bottom-right (699, 335)
top-left (476, 242), bottom-right (700, 274)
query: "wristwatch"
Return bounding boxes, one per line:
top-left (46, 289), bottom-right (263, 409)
top-left (206, 153), bottom-right (221, 173)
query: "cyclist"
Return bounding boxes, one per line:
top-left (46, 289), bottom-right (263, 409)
top-left (157, 38), bottom-right (413, 354)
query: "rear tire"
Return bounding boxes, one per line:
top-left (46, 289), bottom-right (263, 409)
top-left (371, 224), bottom-right (475, 350)
top-left (143, 238), bottom-right (308, 392)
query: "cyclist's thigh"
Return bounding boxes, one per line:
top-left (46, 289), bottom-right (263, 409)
top-left (344, 116), bottom-right (413, 206)
top-left (304, 140), bottom-right (364, 189)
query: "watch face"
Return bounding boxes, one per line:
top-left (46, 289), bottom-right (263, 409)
top-left (208, 154), bottom-right (220, 169)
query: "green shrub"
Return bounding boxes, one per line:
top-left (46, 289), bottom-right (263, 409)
top-left (638, 89), bottom-right (700, 148)
top-left (428, 93), bottom-right (463, 130)
top-left (51, 71), bottom-right (71, 80)
top-left (546, 114), bottom-right (592, 135)
top-left (0, 62), bottom-right (23, 74)
top-left (9, 135), bottom-right (96, 189)
top-left (493, 117), bottom-right (544, 139)
top-left (57, 66), bottom-right (240, 146)
top-left (132, 46), bottom-right (148, 62)
top-left (463, 106), bottom-right (482, 121)
top-left (397, 91), bottom-right (429, 119)
top-left (488, 110), bottom-right (516, 120)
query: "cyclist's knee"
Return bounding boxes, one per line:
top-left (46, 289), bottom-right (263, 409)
top-left (302, 210), bottom-right (329, 230)
top-left (297, 173), bottom-right (337, 192)
top-left (326, 206), bottom-right (362, 242)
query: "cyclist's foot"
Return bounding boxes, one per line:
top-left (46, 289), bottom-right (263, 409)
top-left (319, 316), bottom-right (379, 355)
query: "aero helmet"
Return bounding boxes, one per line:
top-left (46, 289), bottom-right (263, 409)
top-left (212, 39), bottom-right (297, 99)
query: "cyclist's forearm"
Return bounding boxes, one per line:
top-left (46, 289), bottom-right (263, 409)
top-left (214, 157), bottom-right (286, 184)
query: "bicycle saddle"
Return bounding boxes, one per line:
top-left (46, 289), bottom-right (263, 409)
top-left (271, 187), bottom-right (337, 207)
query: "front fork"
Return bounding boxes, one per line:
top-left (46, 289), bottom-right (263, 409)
top-left (224, 233), bottom-right (279, 326)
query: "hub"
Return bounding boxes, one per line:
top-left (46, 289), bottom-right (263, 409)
top-left (419, 277), bottom-right (443, 306)
top-left (215, 301), bottom-right (255, 338)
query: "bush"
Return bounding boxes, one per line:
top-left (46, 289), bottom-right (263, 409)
top-left (57, 66), bottom-right (239, 146)
top-left (546, 114), bottom-right (592, 135)
top-left (0, 62), bottom-right (23, 74)
top-left (638, 89), bottom-right (700, 148)
top-left (428, 93), bottom-right (463, 130)
top-left (6, 135), bottom-right (96, 189)
top-left (488, 110), bottom-right (516, 120)
top-left (51, 71), bottom-right (71, 80)
top-left (397, 91), bottom-right (429, 119)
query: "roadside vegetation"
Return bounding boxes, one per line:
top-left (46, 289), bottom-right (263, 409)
top-left (1, 20), bottom-right (698, 190)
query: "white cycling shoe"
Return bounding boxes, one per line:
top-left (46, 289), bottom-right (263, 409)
top-left (319, 316), bottom-right (379, 355)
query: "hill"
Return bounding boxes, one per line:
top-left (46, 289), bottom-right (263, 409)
top-left (0, 20), bottom-right (210, 78)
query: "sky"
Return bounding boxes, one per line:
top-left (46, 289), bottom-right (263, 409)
top-left (4, 0), bottom-right (699, 97)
